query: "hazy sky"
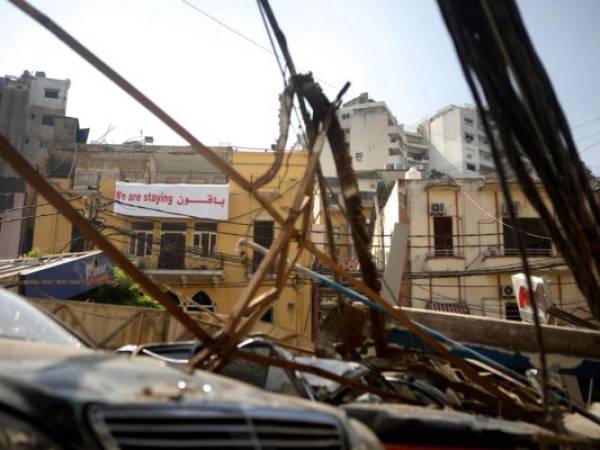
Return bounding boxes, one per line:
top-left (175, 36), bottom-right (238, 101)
top-left (1, 0), bottom-right (599, 172)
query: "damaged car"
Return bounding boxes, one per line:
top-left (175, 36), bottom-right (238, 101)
top-left (0, 288), bottom-right (382, 450)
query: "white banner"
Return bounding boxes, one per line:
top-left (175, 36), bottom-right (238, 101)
top-left (114, 182), bottom-right (229, 220)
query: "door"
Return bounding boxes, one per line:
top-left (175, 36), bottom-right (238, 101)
top-left (433, 216), bottom-right (453, 256)
top-left (158, 233), bottom-right (186, 269)
top-left (253, 221), bottom-right (274, 272)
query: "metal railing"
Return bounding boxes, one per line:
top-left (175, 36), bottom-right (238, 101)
top-left (484, 245), bottom-right (553, 257)
top-left (72, 171), bottom-right (100, 189)
top-left (120, 170), bottom-right (228, 185)
top-left (132, 251), bottom-right (224, 271)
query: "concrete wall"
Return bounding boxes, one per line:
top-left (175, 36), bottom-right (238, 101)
top-left (420, 105), bottom-right (497, 178)
top-left (0, 192), bottom-right (25, 258)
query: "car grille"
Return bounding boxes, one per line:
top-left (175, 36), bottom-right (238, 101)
top-left (89, 405), bottom-right (345, 450)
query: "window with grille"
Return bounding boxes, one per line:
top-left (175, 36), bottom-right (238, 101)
top-left (193, 222), bottom-right (218, 256)
top-left (129, 222), bottom-right (153, 257)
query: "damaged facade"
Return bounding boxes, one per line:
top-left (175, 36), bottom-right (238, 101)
top-left (32, 144), bottom-right (314, 339)
top-left (374, 177), bottom-right (591, 321)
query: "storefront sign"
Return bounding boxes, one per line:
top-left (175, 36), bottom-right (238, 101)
top-left (20, 251), bottom-right (113, 299)
top-left (114, 182), bottom-right (229, 220)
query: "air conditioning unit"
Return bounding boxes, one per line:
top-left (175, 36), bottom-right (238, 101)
top-left (430, 203), bottom-right (446, 215)
top-left (502, 201), bottom-right (521, 216)
top-left (500, 285), bottom-right (515, 298)
top-left (486, 246), bottom-right (499, 256)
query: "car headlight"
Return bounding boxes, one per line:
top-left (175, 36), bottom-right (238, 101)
top-left (346, 417), bottom-right (384, 450)
top-left (0, 411), bottom-right (63, 450)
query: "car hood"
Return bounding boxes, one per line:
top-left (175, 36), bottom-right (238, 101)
top-left (0, 339), bottom-right (344, 416)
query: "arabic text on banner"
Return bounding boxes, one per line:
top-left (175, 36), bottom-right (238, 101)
top-left (113, 182), bottom-right (229, 220)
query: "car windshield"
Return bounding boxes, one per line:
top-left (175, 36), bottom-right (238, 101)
top-left (0, 288), bottom-right (83, 347)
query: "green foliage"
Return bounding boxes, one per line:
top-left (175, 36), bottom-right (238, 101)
top-left (23, 247), bottom-right (40, 258)
top-left (86, 267), bottom-right (162, 309)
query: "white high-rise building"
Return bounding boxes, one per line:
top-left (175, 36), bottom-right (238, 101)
top-left (319, 93), bottom-right (407, 177)
top-left (418, 104), bottom-right (496, 177)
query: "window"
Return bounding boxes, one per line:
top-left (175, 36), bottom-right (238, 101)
top-left (388, 148), bottom-right (401, 156)
top-left (345, 142), bottom-right (350, 150)
top-left (466, 163), bottom-right (477, 171)
top-left (341, 113), bottom-right (350, 120)
top-left (355, 152), bottom-right (364, 162)
top-left (44, 88), bottom-right (59, 99)
top-left (467, 153), bottom-right (473, 160)
top-left (433, 216), bottom-right (453, 256)
top-left (343, 128), bottom-right (350, 135)
top-left (70, 225), bottom-right (89, 252)
top-left (129, 221), bottom-right (153, 257)
top-left (479, 134), bottom-right (489, 145)
top-left (505, 302), bottom-right (521, 321)
top-left (253, 220), bottom-right (274, 272)
top-left (190, 291), bottom-right (214, 311)
top-left (193, 222), bottom-right (217, 255)
top-left (464, 117), bottom-right (474, 126)
top-left (503, 218), bottom-right (551, 256)
top-left (464, 132), bottom-right (474, 143)
top-left (41, 114), bottom-right (54, 126)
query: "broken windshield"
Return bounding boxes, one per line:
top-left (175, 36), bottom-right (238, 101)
top-left (0, 288), bottom-right (83, 348)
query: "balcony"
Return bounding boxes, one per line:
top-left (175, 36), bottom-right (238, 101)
top-left (133, 252), bottom-right (225, 282)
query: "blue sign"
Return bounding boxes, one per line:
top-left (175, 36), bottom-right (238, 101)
top-left (20, 251), bottom-right (113, 299)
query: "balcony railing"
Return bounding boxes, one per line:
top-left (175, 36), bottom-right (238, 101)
top-left (484, 245), bottom-right (553, 257)
top-left (131, 252), bottom-right (224, 272)
top-left (120, 170), bottom-right (228, 184)
top-left (426, 235), bottom-right (463, 258)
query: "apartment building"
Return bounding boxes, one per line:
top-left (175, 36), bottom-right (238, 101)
top-left (418, 104), bottom-right (496, 178)
top-left (375, 177), bottom-right (589, 321)
top-left (0, 71), bottom-right (74, 176)
top-left (0, 71), bottom-right (87, 258)
top-left (31, 145), bottom-right (314, 339)
top-left (320, 92), bottom-right (407, 176)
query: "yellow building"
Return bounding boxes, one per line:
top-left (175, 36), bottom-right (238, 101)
top-left (376, 177), bottom-right (591, 321)
top-left (33, 146), bottom-right (314, 339)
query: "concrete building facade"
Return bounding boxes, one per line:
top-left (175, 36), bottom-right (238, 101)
top-left (0, 71), bottom-right (80, 258)
top-left (31, 145), bottom-right (315, 340)
top-left (376, 177), bottom-right (590, 322)
top-left (0, 71), bottom-right (71, 175)
top-left (320, 92), bottom-right (407, 176)
top-left (418, 104), bottom-right (496, 178)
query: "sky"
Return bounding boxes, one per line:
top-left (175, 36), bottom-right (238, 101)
top-left (1, 0), bottom-right (599, 172)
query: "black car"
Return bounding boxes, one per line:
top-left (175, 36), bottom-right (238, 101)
top-left (0, 288), bottom-right (381, 450)
top-left (117, 338), bottom-right (450, 407)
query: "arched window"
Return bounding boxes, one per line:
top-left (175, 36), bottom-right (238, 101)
top-left (191, 290), bottom-right (214, 311)
top-left (167, 291), bottom-right (180, 306)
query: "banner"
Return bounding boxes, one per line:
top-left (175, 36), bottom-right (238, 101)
top-left (114, 182), bottom-right (229, 220)
top-left (511, 273), bottom-right (550, 324)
